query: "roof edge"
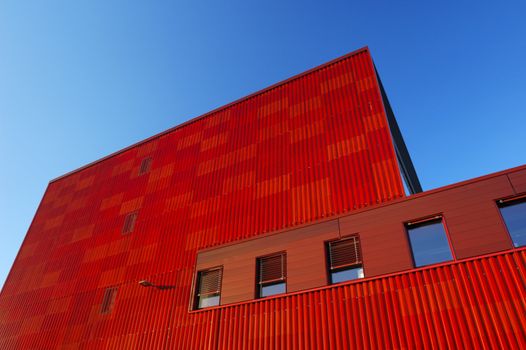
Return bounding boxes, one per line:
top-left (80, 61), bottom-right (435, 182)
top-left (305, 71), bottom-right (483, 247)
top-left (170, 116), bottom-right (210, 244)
top-left (50, 46), bottom-right (370, 184)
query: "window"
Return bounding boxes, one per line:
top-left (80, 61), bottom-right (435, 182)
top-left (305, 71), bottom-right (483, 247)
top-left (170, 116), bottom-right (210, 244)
top-left (406, 217), bottom-right (453, 267)
top-left (101, 287), bottom-right (118, 314)
top-left (138, 157), bottom-right (152, 175)
top-left (256, 253), bottom-right (286, 298)
top-left (499, 197), bottom-right (526, 247)
top-left (122, 212), bottom-right (138, 235)
top-left (195, 267), bottom-right (222, 309)
top-left (327, 236), bottom-right (364, 284)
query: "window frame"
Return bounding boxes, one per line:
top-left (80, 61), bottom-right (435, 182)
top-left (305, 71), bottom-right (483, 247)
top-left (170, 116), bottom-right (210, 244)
top-left (255, 251), bottom-right (287, 298)
top-left (496, 194), bottom-right (526, 248)
top-left (194, 266), bottom-right (223, 310)
top-left (325, 234), bottom-right (364, 285)
top-left (405, 214), bottom-right (455, 268)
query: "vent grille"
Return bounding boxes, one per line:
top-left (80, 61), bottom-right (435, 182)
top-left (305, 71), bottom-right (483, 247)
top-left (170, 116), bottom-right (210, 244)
top-left (122, 212), bottom-right (138, 235)
top-left (139, 157), bottom-right (152, 175)
top-left (329, 236), bottom-right (361, 270)
top-left (101, 287), bottom-right (118, 314)
top-left (258, 253), bottom-right (286, 284)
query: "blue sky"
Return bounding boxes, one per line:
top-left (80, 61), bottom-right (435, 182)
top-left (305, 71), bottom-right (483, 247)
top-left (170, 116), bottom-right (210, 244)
top-left (1, 1), bottom-right (525, 288)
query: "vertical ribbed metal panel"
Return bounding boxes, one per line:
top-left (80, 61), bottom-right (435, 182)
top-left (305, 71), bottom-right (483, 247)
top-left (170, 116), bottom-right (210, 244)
top-left (208, 249), bottom-right (524, 349)
top-left (0, 48), bottom-right (412, 348)
top-left (3, 249), bottom-right (525, 348)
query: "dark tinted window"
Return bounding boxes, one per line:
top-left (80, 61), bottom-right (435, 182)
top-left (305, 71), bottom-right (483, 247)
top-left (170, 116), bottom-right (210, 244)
top-left (407, 219), bottom-right (453, 267)
top-left (499, 198), bottom-right (526, 247)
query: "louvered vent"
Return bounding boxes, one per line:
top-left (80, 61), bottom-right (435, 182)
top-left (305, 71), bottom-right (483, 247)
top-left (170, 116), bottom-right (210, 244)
top-left (328, 236), bottom-right (361, 270)
top-left (138, 157), bottom-right (152, 175)
top-left (101, 287), bottom-right (118, 314)
top-left (198, 268), bottom-right (222, 297)
top-left (122, 212), bottom-right (138, 235)
top-left (258, 253), bottom-right (286, 284)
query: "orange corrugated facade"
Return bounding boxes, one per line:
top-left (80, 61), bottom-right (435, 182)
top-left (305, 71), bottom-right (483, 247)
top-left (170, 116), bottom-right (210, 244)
top-left (1, 47), bottom-right (525, 349)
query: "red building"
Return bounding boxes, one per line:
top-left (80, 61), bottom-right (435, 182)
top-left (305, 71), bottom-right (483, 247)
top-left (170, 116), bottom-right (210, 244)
top-left (1, 47), bottom-right (525, 349)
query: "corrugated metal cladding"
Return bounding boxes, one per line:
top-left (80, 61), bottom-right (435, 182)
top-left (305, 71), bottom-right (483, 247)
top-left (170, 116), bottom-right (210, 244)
top-left (1, 248), bottom-right (525, 349)
top-left (0, 47), bottom-right (407, 348)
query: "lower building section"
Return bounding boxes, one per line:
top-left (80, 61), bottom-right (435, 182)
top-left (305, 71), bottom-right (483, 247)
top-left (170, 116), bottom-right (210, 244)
top-left (1, 247), bottom-right (524, 349)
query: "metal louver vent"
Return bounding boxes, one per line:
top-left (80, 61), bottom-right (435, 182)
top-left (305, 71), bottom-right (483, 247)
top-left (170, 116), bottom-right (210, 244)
top-left (122, 212), bottom-right (138, 235)
top-left (329, 236), bottom-right (361, 270)
top-left (101, 287), bottom-right (118, 314)
top-left (139, 157), bottom-right (152, 175)
top-left (198, 269), bottom-right (222, 296)
top-left (259, 253), bottom-right (286, 284)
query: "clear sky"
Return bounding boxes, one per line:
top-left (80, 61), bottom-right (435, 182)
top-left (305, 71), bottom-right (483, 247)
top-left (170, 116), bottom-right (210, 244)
top-left (1, 1), bottom-right (525, 288)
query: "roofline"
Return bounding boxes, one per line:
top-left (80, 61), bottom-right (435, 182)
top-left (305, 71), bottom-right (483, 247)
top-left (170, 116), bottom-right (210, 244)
top-left (50, 46), bottom-right (370, 184)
